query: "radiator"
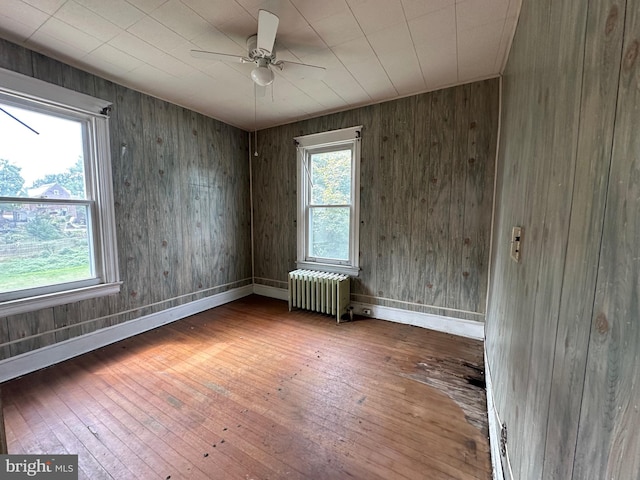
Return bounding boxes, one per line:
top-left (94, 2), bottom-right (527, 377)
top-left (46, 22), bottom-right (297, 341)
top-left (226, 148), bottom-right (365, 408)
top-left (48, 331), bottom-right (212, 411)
top-left (288, 269), bottom-right (350, 323)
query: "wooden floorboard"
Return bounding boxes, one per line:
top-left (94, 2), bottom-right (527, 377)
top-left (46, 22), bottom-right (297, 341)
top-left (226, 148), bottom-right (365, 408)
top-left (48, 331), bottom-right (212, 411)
top-left (1, 295), bottom-right (491, 480)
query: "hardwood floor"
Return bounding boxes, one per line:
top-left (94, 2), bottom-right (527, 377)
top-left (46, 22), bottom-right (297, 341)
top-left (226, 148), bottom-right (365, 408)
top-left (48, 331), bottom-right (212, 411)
top-left (1, 296), bottom-right (491, 480)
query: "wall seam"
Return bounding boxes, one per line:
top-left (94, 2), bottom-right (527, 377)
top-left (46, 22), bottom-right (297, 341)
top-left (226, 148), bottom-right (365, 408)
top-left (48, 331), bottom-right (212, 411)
top-left (249, 131), bottom-right (256, 284)
top-left (484, 76), bottom-right (503, 330)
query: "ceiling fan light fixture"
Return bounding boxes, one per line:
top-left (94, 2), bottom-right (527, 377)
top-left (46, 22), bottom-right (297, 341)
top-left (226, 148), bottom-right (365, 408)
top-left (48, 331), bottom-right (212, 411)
top-left (251, 65), bottom-right (274, 86)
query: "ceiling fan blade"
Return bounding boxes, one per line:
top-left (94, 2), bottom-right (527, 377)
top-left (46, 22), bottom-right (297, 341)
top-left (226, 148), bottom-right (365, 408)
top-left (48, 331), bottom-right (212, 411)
top-left (281, 60), bottom-right (326, 80)
top-left (257, 10), bottom-right (279, 54)
top-left (190, 50), bottom-right (246, 63)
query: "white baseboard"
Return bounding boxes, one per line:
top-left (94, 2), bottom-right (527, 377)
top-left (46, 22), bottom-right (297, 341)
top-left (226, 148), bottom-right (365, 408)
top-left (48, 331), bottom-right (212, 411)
top-left (485, 347), bottom-right (515, 480)
top-left (351, 301), bottom-right (484, 340)
top-left (0, 284), bottom-right (253, 383)
top-left (252, 285), bottom-right (484, 340)
top-left (485, 351), bottom-right (504, 480)
top-left (252, 283), bottom-right (288, 301)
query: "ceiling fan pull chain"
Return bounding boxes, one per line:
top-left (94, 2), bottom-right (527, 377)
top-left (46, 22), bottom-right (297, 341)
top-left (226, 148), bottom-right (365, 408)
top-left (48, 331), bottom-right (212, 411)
top-left (254, 84), bottom-right (259, 157)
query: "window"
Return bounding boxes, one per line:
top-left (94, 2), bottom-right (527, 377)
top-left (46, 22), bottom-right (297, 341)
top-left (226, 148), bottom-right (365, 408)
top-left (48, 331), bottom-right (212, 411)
top-left (0, 67), bottom-right (120, 317)
top-left (295, 126), bottom-right (361, 276)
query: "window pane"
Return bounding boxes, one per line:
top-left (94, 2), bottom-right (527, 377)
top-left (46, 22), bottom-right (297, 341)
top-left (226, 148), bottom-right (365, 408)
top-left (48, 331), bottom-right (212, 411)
top-left (0, 202), bottom-right (92, 293)
top-left (0, 102), bottom-right (86, 199)
top-left (310, 149), bottom-right (351, 205)
top-left (309, 206), bottom-right (349, 260)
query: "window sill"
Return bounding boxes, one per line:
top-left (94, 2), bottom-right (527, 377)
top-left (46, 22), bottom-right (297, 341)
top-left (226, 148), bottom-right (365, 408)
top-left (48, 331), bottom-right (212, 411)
top-left (0, 282), bottom-right (122, 318)
top-left (296, 261), bottom-right (360, 277)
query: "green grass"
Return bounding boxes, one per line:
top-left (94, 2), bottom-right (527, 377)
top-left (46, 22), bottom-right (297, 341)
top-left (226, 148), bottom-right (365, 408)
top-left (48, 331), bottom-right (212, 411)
top-left (0, 246), bottom-right (92, 292)
top-left (0, 264), bottom-right (91, 292)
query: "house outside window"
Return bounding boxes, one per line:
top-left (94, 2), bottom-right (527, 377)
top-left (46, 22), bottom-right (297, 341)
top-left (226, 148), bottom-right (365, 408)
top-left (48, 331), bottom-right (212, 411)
top-left (0, 67), bottom-right (120, 317)
top-left (295, 126), bottom-right (361, 276)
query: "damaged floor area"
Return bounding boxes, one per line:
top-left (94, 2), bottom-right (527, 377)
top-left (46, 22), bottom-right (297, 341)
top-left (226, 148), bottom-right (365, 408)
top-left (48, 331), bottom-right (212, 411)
top-left (401, 356), bottom-right (487, 435)
top-left (1, 296), bottom-right (491, 480)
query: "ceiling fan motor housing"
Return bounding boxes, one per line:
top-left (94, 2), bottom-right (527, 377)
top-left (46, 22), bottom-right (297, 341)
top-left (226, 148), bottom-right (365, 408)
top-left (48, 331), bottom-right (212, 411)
top-left (247, 34), bottom-right (275, 62)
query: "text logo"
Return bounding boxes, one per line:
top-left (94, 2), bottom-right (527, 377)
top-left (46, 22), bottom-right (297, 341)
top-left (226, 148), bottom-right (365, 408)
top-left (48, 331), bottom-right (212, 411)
top-left (0, 455), bottom-right (77, 479)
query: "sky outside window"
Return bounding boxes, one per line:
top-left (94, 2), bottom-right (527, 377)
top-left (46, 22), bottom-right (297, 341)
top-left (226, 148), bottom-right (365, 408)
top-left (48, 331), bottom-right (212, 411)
top-left (0, 102), bottom-right (83, 189)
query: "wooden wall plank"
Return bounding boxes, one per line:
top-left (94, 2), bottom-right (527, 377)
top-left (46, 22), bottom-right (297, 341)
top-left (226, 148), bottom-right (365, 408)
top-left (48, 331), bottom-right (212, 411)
top-left (446, 85), bottom-right (470, 311)
top-left (204, 118), bottom-right (228, 287)
top-left (179, 108), bottom-right (206, 294)
top-left (52, 296), bottom-right (114, 343)
top-left (142, 97), bottom-right (184, 305)
top-left (0, 38), bottom-right (32, 75)
top-left (111, 84), bottom-right (151, 311)
top-left (162, 102), bottom-right (187, 299)
top-left (542, 1), bottom-right (625, 478)
top-left (7, 309), bottom-right (55, 356)
top-left (30, 52), bottom-right (64, 86)
top-left (0, 386), bottom-right (6, 454)
top-left (60, 64), bottom-right (96, 97)
top-left (424, 89), bottom-right (454, 307)
top-left (409, 92), bottom-right (434, 305)
top-left (462, 81), bottom-right (498, 314)
top-left (460, 85), bottom-right (480, 314)
top-left (197, 112), bottom-right (215, 291)
top-left (0, 318), bottom-right (11, 361)
top-left (213, 118), bottom-right (249, 286)
top-left (573, 0), bottom-right (640, 478)
top-left (141, 95), bottom-right (164, 305)
top-left (389, 97), bottom-right (416, 301)
top-left (375, 102), bottom-right (398, 300)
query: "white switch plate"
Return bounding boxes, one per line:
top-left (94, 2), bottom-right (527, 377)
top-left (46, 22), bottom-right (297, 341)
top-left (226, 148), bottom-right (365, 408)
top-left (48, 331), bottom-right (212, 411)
top-left (511, 226), bottom-right (522, 262)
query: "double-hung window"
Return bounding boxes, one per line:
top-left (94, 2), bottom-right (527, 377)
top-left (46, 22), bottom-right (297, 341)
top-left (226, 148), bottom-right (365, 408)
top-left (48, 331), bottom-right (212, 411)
top-left (295, 126), bottom-right (361, 276)
top-left (0, 67), bottom-right (120, 317)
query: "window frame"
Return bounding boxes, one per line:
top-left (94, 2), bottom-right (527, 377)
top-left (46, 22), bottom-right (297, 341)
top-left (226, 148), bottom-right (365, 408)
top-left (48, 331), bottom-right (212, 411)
top-left (0, 67), bottom-right (120, 317)
top-left (295, 126), bottom-right (362, 276)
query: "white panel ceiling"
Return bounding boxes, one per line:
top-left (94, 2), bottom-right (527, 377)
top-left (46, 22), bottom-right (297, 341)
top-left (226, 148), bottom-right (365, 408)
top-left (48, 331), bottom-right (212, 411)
top-left (0, 0), bottom-right (521, 130)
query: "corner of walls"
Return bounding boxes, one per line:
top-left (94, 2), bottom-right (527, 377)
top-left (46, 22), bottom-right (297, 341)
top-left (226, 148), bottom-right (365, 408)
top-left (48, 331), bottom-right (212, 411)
top-left (253, 282), bottom-right (288, 301)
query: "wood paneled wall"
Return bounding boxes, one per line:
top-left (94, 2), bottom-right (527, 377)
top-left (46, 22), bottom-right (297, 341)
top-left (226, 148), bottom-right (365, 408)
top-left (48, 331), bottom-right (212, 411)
top-left (486, 0), bottom-right (640, 478)
top-left (0, 39), bottom-right (252, 360)
top-left (252, 80), bottom-right (499, 321)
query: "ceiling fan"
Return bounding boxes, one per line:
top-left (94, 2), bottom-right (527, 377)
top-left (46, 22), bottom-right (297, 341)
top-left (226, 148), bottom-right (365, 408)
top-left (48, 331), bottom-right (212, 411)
top-left (191, 10), bottom-right (326, 94)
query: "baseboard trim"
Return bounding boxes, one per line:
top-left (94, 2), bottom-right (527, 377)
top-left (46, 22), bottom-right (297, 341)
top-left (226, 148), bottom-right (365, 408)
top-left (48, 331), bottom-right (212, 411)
top-left (351, 301), bottom-right (484, 340)
top-left (0, 284), bottom-right (253, 383)
top-left (252, 285), bottom-right (484, 340)
top-left (252, 283), bottom-right (288, 301)
top-left (485, 351), bottom-right (504, 480)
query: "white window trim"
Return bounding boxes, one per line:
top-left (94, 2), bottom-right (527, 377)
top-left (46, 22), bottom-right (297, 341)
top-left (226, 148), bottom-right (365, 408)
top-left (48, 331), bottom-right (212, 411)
top-left (295, 125), bottom-right (362, 276)
top-left (0, 67), bottom-right (121, 318)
